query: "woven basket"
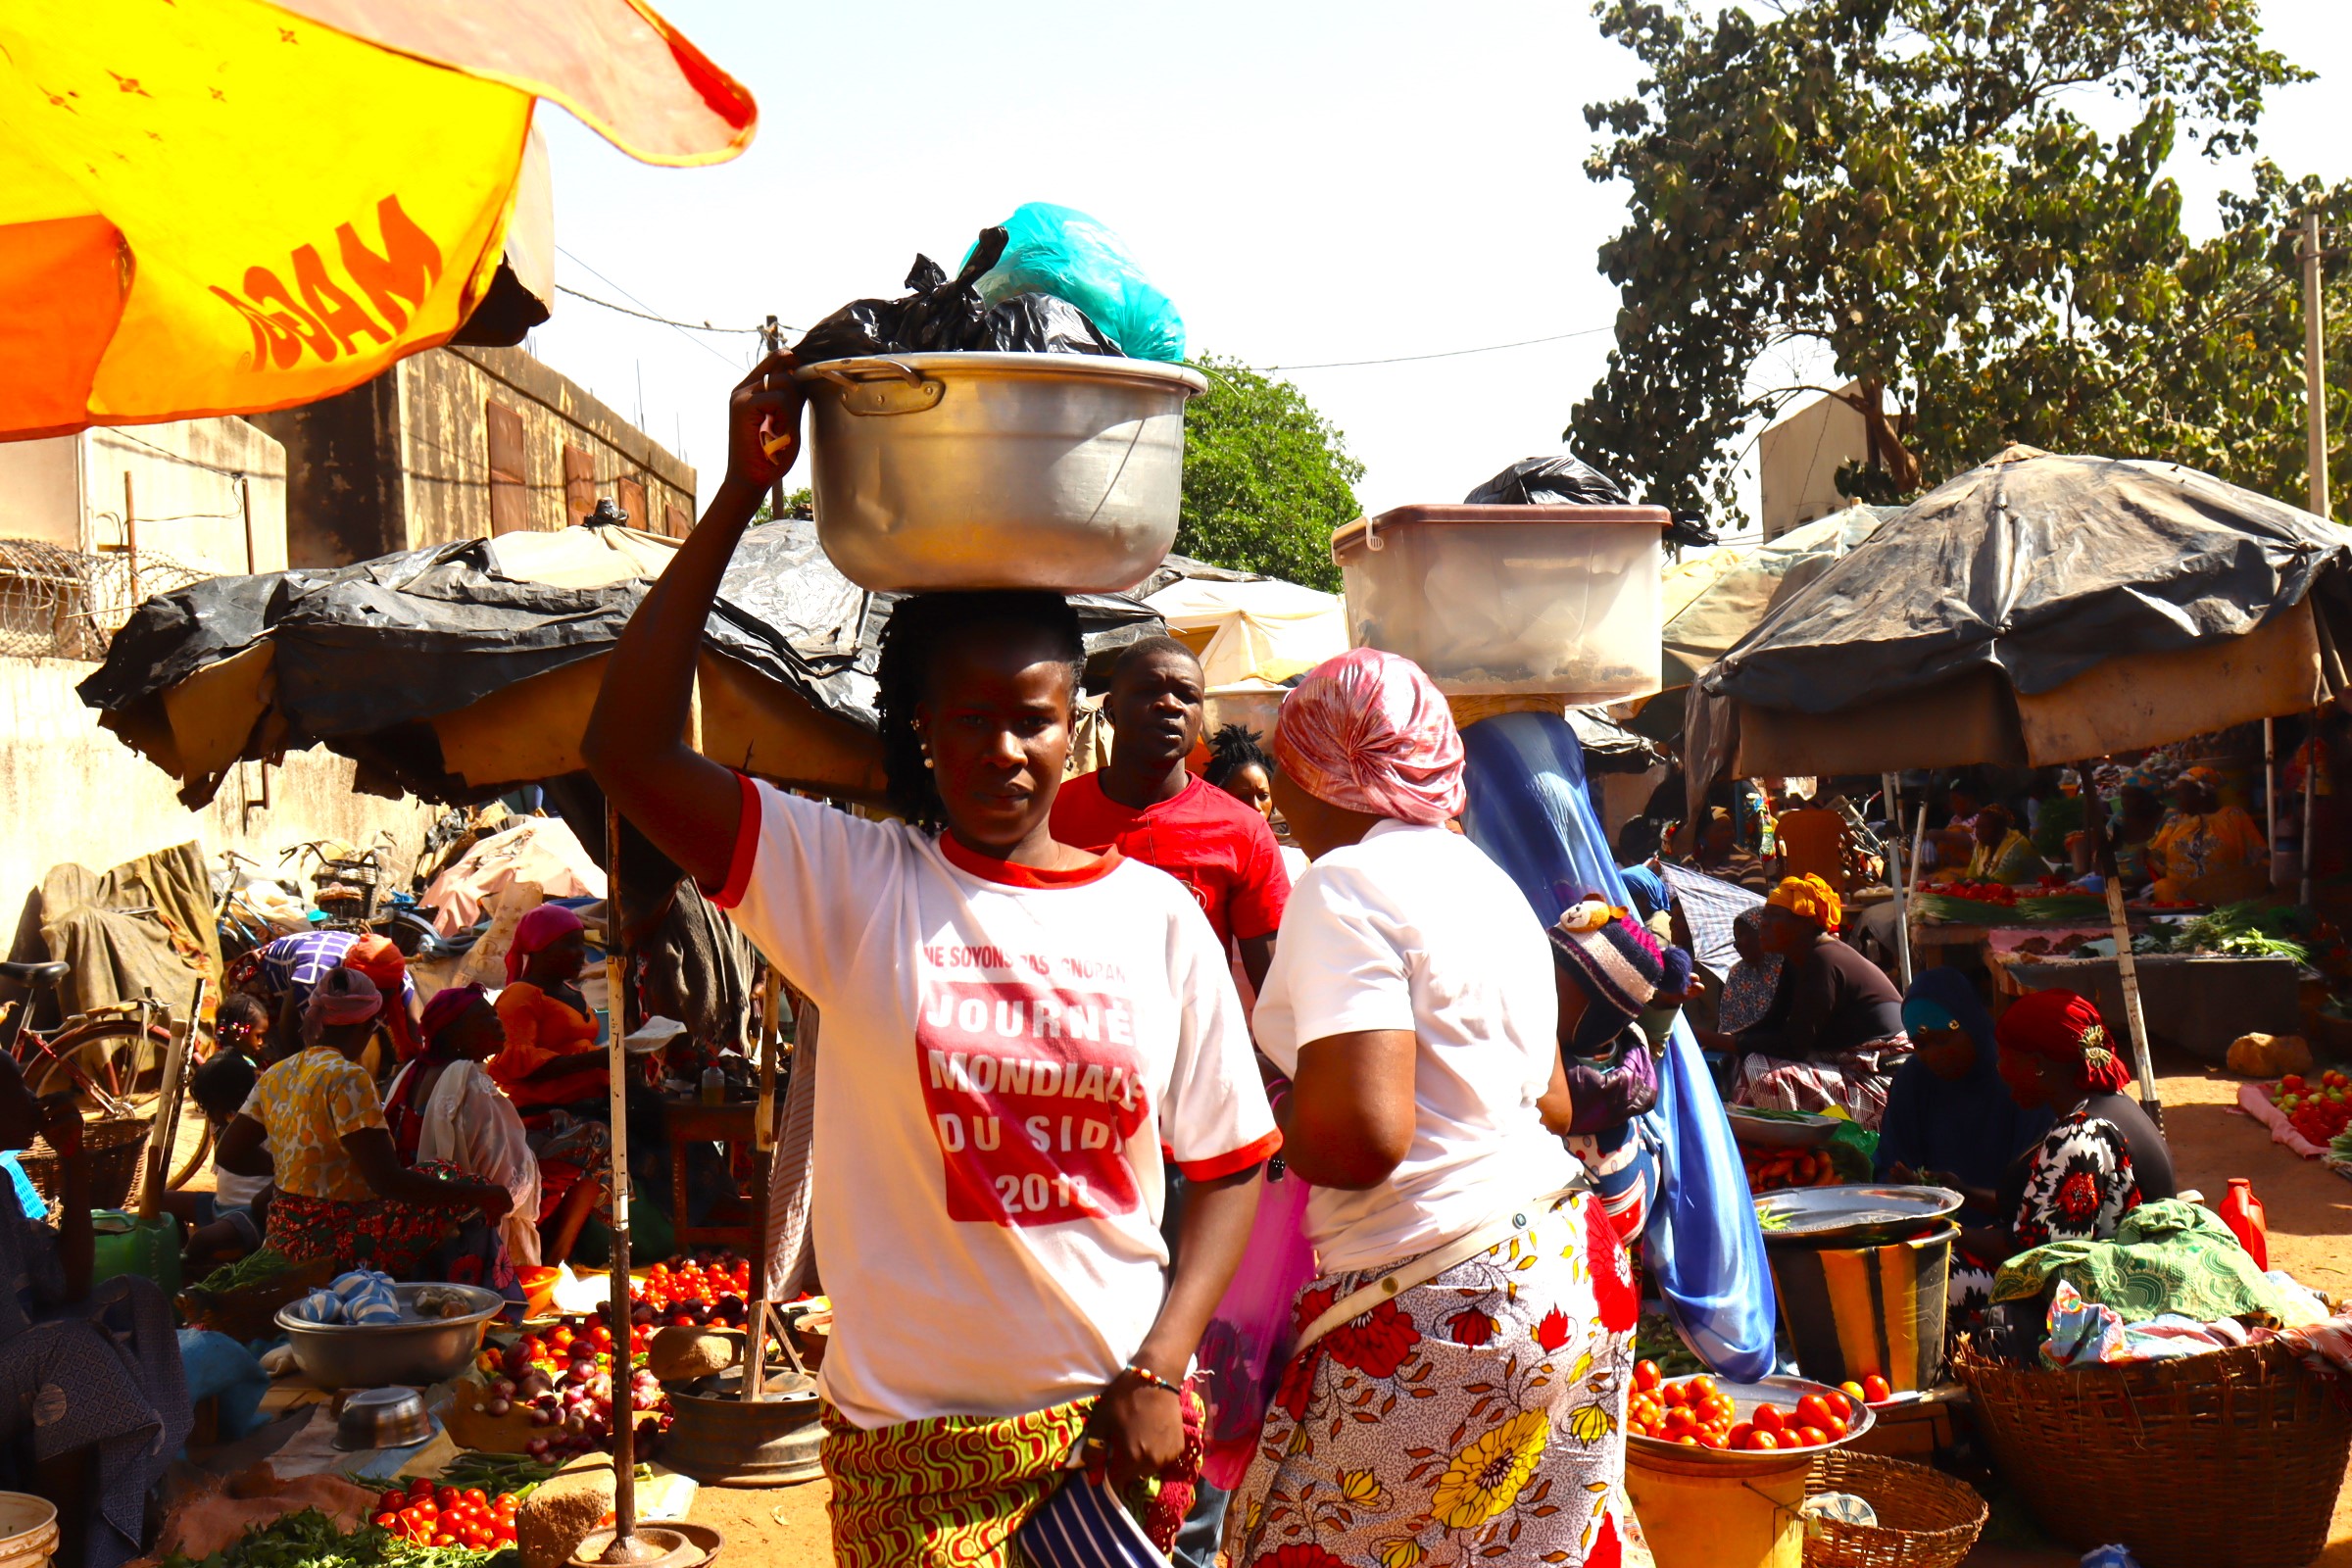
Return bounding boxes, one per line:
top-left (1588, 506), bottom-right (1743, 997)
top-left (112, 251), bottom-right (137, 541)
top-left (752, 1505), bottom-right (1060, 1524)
top-left (1801, 1450), bottom-right (1986, 1568)
top-left (16, 1116), bottom-right (151, 1211)
top-left (1953, 1336), bottom-right (2351, 1568)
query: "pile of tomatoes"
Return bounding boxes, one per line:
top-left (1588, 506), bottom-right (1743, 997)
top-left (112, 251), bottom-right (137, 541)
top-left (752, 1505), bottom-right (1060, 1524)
top-left (1839, 1374), bottom-right (1894, 1405)
top-left (2272, 1071), bottom-right (2352, 1144)
top-left (1742, 1145), bottom-right (1840, 1193)
top-left (639, 1253), bottom-right (755, 1326)
top-left (1916, 878), bottom-right (2023, 909)
top-left (1628, 1362), bottom-right (1867, 1452)
top-left (371, 1480), bottom-right (519, 1550)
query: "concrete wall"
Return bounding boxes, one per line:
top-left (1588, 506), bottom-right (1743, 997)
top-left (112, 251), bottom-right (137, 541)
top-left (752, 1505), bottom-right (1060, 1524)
top-left (0, 656), bottom-right (438, 931)
top-left (1758, 383), bottom-right (1870, 542)
top-left (0, 418), bottom-right (287, 579)
top-left (250, 376), bottom-right (410, 568)
top-left (399, 346), bottom-right (696, 547)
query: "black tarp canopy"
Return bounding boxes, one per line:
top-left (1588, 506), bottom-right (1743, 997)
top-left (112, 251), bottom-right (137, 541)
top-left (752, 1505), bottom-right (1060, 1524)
top-left (1686, 446), bottom-right (2352, 794)
top-left (82, 518), bottom-right (1163, 806)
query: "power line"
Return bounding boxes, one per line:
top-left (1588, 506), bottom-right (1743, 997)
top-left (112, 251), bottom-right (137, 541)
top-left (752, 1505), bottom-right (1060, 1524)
top-left (1266, 324), bottom-right (1615, 371)
top-left (554, 283), bottom-right (774, 337)
top-left (554, 246), bottom-right (752, 370)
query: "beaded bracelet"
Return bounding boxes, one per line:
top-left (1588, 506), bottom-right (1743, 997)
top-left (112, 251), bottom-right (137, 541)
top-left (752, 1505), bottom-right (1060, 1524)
top-left (1123, 1363), bottom-right (1181, 1396)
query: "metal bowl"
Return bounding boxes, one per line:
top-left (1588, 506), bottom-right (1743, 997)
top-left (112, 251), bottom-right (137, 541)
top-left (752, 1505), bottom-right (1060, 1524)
top-left (1627, 1374), bottom-right (1878, 1468)
top-left (796, 353), bottom-right (1207, 593)
top-left (275, 1282), bottom-right (505, 1388)
top-left (335, 1386), bottom-right (434, 1450)
top-left (1754, 1184), bottom-right (1964, 1246)
top-left (1728, 1105), bottom-right (1842, 1148)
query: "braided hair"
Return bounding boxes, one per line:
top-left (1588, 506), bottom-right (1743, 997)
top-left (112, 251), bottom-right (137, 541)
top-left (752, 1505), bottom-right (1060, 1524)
top-left (1203, 722), bottom-right (1273, 790)
top-left (874, 591), bottom-right (1086, 831)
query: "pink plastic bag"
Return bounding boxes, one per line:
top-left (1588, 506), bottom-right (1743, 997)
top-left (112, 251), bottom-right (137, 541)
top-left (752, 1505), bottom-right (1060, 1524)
top-left (1197, 1165), bottom-right (1317, 1489)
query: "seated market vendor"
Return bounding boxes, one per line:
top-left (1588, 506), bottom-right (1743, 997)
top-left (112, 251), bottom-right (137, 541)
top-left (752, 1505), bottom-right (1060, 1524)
top-left (2146, 764), bottom-right (2270, 904)
top-left (579, 353), bottom-right (1274, 1564)
top-left (1875, 970), bottom-right (2051, 1222)
top-left (1684, 805), bottom-right (1772, 893)
top-left (0, 1052), bottom-right (190, 1568)
top-left (489, 906), bottom-right (611, 1112)
top-left (218, 968), bottom-right (513, 1276)
top-left (1963, 804), bottom-right (2048, 886)
top-left (255, 928), bottom-right (420, 1064)
top-left (1947, 987), bottom-right (2176, 1322)
top-left (1729, 875), bottom-right (1910, 1127)
top-left (386, 985), bottom-right (542, 1270)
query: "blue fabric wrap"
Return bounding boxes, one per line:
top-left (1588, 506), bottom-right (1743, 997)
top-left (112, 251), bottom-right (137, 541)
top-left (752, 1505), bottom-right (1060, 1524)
top-left (175, 1328), bottom-right (270, 1443)
top-left (1618, 862), bottom-right (1671, 924)
top-left (1458, 710), bottom-right (1778, 1381)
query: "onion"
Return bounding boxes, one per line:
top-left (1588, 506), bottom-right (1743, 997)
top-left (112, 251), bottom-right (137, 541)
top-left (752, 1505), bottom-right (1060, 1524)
top-left (526, 1437), bottom-right (550, 1457)
top-left (485, 1397), bottom-right (512, 1417)
top-left (491, 1377), bottom-right (516, 1399)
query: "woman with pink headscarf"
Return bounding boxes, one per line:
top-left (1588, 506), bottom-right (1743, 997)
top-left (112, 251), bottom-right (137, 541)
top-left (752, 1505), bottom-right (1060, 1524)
top-left (1228, 649), bottom-right (1636, 1567)
top-left (489, 905), bottom-right (609, 1111)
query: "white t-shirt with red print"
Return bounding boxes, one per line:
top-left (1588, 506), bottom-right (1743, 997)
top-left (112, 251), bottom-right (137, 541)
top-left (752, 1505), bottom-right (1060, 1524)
top-left (713, 776), bottom-right (1282, 1431)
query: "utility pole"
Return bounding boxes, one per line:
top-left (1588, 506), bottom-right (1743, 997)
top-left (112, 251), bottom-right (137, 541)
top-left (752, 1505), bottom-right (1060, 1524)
top-left (759, 315), bottom-right (787, 521)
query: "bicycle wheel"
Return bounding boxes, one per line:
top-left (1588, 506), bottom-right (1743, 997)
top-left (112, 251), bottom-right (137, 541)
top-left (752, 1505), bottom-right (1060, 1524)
top-left (27, 1018), bottom-right (172, 1106)
top-left (170, 1112), bottom-right (217, 1191)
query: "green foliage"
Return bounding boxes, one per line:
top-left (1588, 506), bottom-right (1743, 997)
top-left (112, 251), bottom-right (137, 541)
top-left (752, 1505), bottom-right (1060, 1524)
top-left (1178, 356), bottom-right (1363, 590)
top-left (750, 486), bottom-right (814, 525)
top-left (1571, 0), bottom-right (2342, 523)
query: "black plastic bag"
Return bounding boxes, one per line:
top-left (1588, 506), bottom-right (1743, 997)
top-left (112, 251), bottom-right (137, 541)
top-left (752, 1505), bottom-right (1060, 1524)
top-left (795, 226), bottom-right (1121, 364)
top-left (1464, 451), bottom-right (1629, 507)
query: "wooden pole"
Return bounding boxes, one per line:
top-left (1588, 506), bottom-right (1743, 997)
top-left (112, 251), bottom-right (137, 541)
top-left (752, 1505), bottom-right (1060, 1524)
top-left (1883, 773), bottom-right (1912, 989)
top-left (2306, 209), bottom-right (2330, 525)
top-left (599, 801), bottom-right (649, 1561)
top-left (743, 967), bottom-right (783, 1401)
top-left (122, 470), bottom-right (140, 607)
top-left (138, 979), bottom-right (206, 1224)
top-left (2089, 768), bottom-right (2161, 1126)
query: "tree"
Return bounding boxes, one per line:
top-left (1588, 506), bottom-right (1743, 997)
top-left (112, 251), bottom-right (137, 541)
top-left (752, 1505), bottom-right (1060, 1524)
top-left (1177, 356), bottom-right (1363, 590)
top-left (1569, 0), bottom-right (2332, 523)
top-left (750, 486), bottom-right (813, 525)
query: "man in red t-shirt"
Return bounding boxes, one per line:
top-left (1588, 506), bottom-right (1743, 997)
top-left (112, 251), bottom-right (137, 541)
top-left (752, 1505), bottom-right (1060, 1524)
top-left (1052, 636), bottom-right (1290, 993)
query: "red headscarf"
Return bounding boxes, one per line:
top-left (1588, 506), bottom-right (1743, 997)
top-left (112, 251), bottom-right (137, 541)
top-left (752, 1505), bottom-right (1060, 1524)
top-left (507, 904), bottom-right (586, 985)
top-left (339, 934), bottom-right (416, 1060)
top-left (1274, 648), bottom-right (1465, 825)
top-left (420, 983), bottom-right (489, 1051)
top-left (1995, 988), bottom-right (2132, 1095)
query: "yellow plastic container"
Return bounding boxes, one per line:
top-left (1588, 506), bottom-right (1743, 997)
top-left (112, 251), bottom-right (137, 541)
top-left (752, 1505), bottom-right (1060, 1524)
top-left (1624, 1443), bottom-right (1810, 1568)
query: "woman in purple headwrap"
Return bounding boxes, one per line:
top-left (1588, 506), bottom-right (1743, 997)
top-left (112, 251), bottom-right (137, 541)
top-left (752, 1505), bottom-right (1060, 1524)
top-left (1229, 649), bottom-right (1636, 1567)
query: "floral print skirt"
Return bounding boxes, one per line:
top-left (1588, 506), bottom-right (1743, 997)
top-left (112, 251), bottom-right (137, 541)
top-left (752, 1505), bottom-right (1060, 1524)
top-left (266, 1159), bottom-right (478, 1278)
top-left (1226, 1190), bottom-right (1638, 1568)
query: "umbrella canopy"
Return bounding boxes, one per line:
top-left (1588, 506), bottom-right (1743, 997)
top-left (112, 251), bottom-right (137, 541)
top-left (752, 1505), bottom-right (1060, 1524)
top-left (1144, 568), bottom-right (1347, 688)
top-left (80, 518), bottom-right (1164, 808)
top-left (1686, 447), bottom-right (2352, 794)
top-left (0, 0), bottom-right (753, 439)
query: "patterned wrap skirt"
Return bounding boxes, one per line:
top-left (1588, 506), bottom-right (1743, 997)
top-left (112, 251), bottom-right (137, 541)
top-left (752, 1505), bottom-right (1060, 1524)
top-left (822, 1388), bottom-right (1204, 1566)
top-left (265, 1158), bottom-right (478, 1278)
top-left (1226, 1189), bottom-right (1639, 1568)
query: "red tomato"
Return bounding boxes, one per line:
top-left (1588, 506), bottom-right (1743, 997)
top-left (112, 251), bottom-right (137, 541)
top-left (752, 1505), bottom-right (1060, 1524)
top-left (1795, 1425), bottom-right (1829, 1446)
top-left (1754, 1404), bottom-right (1787, 1433)
top-left (1826, 1414), bottom-right (1849, 1439)
top-left (1634, 1360), bottom-right (1662, 1392)
top-left (379, 1492), bottom-right (408, 1514)
top-left (1862, 1374), bottom-right (1893, 1403)
top-left (1726, 1422), bottom-right (1754, 1448)
top-left (410, 1478), bottom-right (434, 1496)
top-left (1838, 1380), bottom-right (1868, 1406)
top-left (1688, 1375), bottom-right (1716, 1400)
top-left (1794, 1395), bottom-right (1833, 1430)
top-left (1747, 1430), bottom-right (1780, 1450)
top-left (464, 1488), bottom-right (488, 1507)
top-left (372, 1514), bottom-right (400, 1530)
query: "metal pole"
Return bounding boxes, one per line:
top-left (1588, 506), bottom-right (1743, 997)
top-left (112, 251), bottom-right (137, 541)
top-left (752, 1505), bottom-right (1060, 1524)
top-left (1905, 799), bottom-right (1931, 970)
top-left (122, 470), bottom-right (140, 607)
top-left (2265, 717), bottom-right (2279, 883)
top-left (599, 801), bottom-right (649, 1562)
top-left (760, 316), bottom-right (786, 521)
top-left (2305, 705), bottom-right (2322, 908)
top-left (238, 473), bottom-right (258, 575)
top-left (1883, 773), bottom-right (1912, 989)
top-left (2306, 209), bottom-right (2330, 524)
top-left (2089, 771), bottom-right (2161, 1126)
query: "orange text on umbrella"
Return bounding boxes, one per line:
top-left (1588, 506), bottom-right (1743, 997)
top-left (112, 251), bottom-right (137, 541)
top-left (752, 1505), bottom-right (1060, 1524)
top-left (206, 193), bottom-right (446, 370)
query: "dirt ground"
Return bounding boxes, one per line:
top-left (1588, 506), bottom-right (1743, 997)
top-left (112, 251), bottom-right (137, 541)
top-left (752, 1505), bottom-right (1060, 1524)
top-left (673, 1047), bottom-right (2352, 1567)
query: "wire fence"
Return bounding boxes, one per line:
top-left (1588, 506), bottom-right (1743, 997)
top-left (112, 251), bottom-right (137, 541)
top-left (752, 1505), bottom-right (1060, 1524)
top-left (0, 537), bottom-right (218, 662)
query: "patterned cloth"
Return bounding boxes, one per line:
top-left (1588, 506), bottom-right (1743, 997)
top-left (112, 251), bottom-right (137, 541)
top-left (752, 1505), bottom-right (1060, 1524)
top-left (264, 1157), bottom-right (476, 1276)
top-left (2146, 805), bottom-right (2269, 901)
top-left (1732, 1038), bottom-right (1907, 1128)
top-left (257, 929), bottom-right (416, 1012)
top-left (1964, 829), bottom-right (2048, 886)
top-left (1950, 1105), bottom-right (2143, 1322)
top-left (1991, 1199), bottom-right (2298, 1321)
top-left (490, 983), bottom-right (606, 1110)
top-left (242, 1045), bottom-right (386, 1201)
top-left (1226, 1191), bottom-right (1636, 1567)
top-left (822, 1393), bottom-right (1201, 1566)
top-left (0, 1212), bottom-right (190, 1568)
top-left (1273, 648), bottom-right (1466, 826)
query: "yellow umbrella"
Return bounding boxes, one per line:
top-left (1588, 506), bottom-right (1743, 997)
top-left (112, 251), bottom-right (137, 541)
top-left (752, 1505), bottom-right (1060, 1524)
top-left (0, 0), bottom-right (754, 439)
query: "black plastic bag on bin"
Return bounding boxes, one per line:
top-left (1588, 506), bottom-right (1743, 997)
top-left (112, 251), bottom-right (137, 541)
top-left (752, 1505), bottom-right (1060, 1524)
top-left (796, 226), bottom-right (1122, 364)
top-left (1464, 451), bottom-right (1629, 507)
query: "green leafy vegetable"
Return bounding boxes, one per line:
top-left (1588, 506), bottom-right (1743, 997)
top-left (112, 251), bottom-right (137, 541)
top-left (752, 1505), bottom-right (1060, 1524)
top-left (191, 1249), bottom-right (293, 1295)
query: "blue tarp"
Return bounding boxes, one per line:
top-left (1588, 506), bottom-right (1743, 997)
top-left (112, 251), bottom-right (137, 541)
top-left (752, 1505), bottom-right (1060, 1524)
top-left (1460, 710), bottom-right (1778, 1381)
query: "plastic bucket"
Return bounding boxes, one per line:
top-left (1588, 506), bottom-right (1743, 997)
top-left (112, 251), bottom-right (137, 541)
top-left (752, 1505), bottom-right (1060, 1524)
top-left (1624, 1444), bottom-right (1809, 1568)
top-left (1764, 1222), bottom-right (1955, 1392)
top-left (91, 1209), bottom-right (179, 1299)
top-left (0, 1492), bottom-right (60, 1568)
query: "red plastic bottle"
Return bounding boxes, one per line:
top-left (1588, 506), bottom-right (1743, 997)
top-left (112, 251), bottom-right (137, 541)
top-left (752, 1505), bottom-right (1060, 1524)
top-left (2219, 1177), bottom-right (2269, 1270)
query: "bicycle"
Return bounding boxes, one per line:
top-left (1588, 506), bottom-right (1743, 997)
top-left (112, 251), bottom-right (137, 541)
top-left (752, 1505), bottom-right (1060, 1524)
top-left (0, 960), bottom-right (212, 1186)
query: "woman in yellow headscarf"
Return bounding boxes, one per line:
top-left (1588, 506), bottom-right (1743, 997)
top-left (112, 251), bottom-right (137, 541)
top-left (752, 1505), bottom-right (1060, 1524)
top-left (2146, 766), bottom-right (2269, 904)
top-left (1729, 875), bottom-right (1912, 1127)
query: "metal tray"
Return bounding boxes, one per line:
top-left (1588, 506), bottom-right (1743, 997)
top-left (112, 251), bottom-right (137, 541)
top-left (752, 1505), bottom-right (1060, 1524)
top-left (1627, 1374), bottom-right (1876, 1468)
top-left (1754, 1184), bottom-right (1962, 1244)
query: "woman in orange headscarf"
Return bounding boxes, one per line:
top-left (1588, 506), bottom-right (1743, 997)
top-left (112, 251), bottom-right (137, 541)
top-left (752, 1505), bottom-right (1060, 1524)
top-left (1729, 875), bottom-right (1911, 1127)
top-left (488, 906), bottom-right (610, 1111)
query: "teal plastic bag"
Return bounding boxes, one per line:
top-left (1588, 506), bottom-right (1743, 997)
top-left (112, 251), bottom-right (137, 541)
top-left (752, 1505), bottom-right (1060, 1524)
top-left (966, 203), bottom-right (1185, 362)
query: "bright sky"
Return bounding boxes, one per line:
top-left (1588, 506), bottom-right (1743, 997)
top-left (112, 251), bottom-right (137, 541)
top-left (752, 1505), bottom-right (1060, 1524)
top-left (527, 1), bottom-right (2352, 541)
